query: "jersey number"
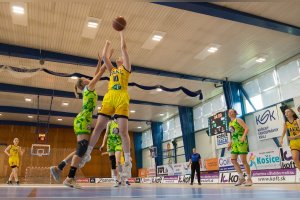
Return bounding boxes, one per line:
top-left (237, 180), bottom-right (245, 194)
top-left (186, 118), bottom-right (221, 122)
top-left (113, 75), bottom-right (119, 82)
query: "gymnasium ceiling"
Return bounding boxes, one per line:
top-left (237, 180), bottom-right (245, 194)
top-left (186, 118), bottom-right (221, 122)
top-left (0, 1), bottom-right (300, 131)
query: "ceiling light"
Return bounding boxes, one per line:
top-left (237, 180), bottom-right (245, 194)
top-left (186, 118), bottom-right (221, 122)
top-left (130, 110), bottom-right (136, 113)
top-left (12, 6), bottom-right (24, 14)
top-left (62, 102), bottom-right (69, 106)
top-left (0, 113), bottom-right (2, 116)
top-left (156, 88), bottom-right (163, 92)
top-left (142, 31), bottom-right (166, 50)
top-left (57, 118), bottom-right (63, 121)
top-left (137, 126), bottom-right (142, 129)
top-left (152, 35), bottom-right (163, 41)
top-left (207, 47), bottom-right (218, 53)
top-left (28, 115), bottom-right (33, 119)
top-left (159, 113), bottom-right (164, 116)
top-left (194, 44), bottom-right (221, 60)
top-left (87, 21), bottom-right (98, 29)
top-left (256, 58), bottom-right (266, 63)
top-left (25, 98), bottom-right (32, 102)
top-left (71, 76), bottom-right (78, 80)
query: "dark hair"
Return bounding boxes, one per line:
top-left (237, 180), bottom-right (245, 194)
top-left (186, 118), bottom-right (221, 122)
top-left (285, 108), bottom-right (298, 121)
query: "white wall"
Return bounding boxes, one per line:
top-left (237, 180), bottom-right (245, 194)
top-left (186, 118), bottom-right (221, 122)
top-left (195, 130), bottom-right (216, 159)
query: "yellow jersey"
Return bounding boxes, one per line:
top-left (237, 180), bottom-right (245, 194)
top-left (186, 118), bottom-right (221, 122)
top-left (9, 145), bottom-right (19, 157)
top-left (108, 65), bottom-right (130, 91)
top-left (286, 120), bottom-right (300, 137)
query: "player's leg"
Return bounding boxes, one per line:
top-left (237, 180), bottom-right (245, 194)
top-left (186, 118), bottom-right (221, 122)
top-left (50, 151), bottom-right (76, 182)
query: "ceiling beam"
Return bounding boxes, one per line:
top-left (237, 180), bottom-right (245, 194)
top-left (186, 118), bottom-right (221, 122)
top-left (154, 2), bottom-right (300, 36)
top-left (0, 43), bottom-right (222, 83)
top-left (0, 106), bottom-right (147, 122)
top-left (0, 83), bottom-right (180, 107)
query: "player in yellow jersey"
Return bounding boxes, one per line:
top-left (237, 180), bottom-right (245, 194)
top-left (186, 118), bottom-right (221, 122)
top-left (82, 30), bottom-right (132, 178)
top-left (4, 138), bottom-right (25, 185)
top-left (280, 108), bottom-right (300, 171)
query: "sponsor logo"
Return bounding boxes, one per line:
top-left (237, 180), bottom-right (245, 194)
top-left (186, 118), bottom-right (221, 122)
top-left (248, 151), bottom-right (281, 170)
top-left (255, 109), bottom-right (275, 125)
top-left (96, 178), bottom-right (114, 183)
top-left (280, 148), bottom-right (296, 169)
top-left (219, 172), bottom-right (246, 183)
top-left (76, 178), bottom-right (89, 183)
top-left (89, 178), bottom-right (96, 183)
top-left (178, 175), bottom-right (190, 183)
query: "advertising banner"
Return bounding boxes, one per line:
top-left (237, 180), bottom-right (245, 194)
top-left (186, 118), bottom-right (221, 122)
top-left (254, 106), bottom-right (281, 141)
top-left (215, 132), bottom-right (231, 149)
top-left (247, 149), bottom-right (281, 170)
top-left (252, 168), bottom-right (296, 183)
top-left (218, 156), bottom-right (244, 172)
top-left (280, 147), bottom-right (296, 169)
top-left (162, 175), bottom-right (179, 183)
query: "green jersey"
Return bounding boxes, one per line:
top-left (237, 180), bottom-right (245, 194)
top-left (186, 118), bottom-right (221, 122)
top-left (107, 121), bottom-right (122, 145)
top-left (74, 86), bottom-right (97, 135)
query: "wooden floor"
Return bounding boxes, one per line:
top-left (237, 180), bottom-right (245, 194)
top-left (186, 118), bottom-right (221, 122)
top-left (0, 183), bottom-right (300, 199)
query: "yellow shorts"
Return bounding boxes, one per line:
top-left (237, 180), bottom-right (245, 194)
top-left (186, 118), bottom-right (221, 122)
top-left (9, 157), bottom-right (19, 168)
top-left (290, 139), bottom-right (300, 151)
top-left (98, 90), bottom-right (130, 118)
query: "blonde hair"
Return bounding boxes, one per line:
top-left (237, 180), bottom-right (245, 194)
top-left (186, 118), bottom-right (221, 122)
top-left (74, 78), bottom-right (84, 99)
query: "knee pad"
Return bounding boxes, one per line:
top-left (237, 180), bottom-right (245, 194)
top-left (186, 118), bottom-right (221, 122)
top-left (76, 139), bottom-right (89, 157)
top-left (109, 155), bottom-right (116, 169)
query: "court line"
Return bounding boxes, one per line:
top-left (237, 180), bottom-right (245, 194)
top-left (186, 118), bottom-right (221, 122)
top-left (0, 190), bottom-right (298, 198)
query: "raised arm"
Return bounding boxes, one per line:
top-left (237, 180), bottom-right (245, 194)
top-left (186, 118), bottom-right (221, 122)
top-left (102, 40), bottom-right (115, 72)
top-left (95, 49), bottom-right (114, 75)
top-left (119, 31), bottom-right (131, 72)
top-left (4, 145), bottom-right (11, 157)
top-left (88, 65), bottom-right (106, 91)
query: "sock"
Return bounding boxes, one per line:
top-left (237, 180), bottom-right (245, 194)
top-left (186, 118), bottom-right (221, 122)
top-left (113, 176), bottom-right (117, 182)
top-left (124, 153), bottom-right (131, 163)
top-left (238, 173), bottom-right (243, 179)
top-left (86, 146), bottom-right (93, 155)
top-left (68, 166), bottom-right (77, 178)
top-left (58, 160), bottom-right (67, 170)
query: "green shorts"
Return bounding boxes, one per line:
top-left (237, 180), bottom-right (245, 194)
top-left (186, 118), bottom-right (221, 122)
top-left (107, 143), bottom-right (122, 153)
top-left (73, 115), bottom-right (92, 135)
top-left (231, 140), bottom-right (248, 154)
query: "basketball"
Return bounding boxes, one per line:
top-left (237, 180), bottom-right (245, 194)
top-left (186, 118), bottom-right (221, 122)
top-left (112, 16), bottom-right (126, 31)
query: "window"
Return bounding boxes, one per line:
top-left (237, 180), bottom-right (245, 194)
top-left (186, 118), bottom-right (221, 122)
top-left (193, 94), bottom-right (227, 131)
top-left (141, 129), bottom-right (153, 149)
top-left (243, 58), bottom-right (300, 112)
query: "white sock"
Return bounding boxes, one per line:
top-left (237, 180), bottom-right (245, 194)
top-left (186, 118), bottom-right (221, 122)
top-left (124, 153), bottom-right (131, 162)
top-left (113, 176), bottom-right (117, 182)
top-left (86, 146), bottom-right (93, 155)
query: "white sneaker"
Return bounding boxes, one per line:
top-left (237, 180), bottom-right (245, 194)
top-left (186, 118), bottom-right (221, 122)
top-left (113, 181), bottom-right (119, 187)
top-left (50, 166), bottom-right (62, 182)
top-left (63, 177), bottom-right (81, 189)
top-left (78, 154), bottom-right (91, 168)
top-left (235, 177), bottom-right (246, 186)
top-left (122, 161), bottom-right (132, 178)
top-left (244, 179), bottom-right (253, 186)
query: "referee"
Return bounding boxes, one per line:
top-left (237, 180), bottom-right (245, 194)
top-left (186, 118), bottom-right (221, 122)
top-left (188, 148), bottom-right (201, 185)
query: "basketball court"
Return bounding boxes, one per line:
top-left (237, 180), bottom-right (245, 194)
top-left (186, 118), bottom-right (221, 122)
top-left (0, 184), bottom-right (299, 199)
top-left (1, 1), bottom-right (300, 199)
